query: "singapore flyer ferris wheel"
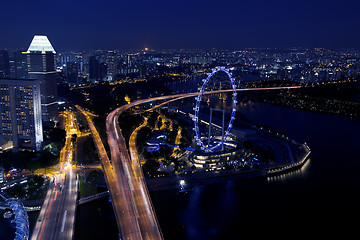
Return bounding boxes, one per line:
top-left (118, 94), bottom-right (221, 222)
top-left (193, 66), bottom-right (238, 152)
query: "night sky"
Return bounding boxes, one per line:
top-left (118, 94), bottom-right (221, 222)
top-left (2, 0), bottom-right (360, 50)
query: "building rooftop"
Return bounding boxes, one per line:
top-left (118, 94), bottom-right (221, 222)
top-left (0, 78), bottom-right (38, 82)
top-left (27, 35), bottom-right (56, 54)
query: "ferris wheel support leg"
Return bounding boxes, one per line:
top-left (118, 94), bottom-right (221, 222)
top-left (208, 108), bottom-right (213, 147)
top-left (222, 110), bottom-right (225, 151)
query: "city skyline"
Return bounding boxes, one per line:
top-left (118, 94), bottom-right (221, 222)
top-left (1, 0), bottom-right (360, 51)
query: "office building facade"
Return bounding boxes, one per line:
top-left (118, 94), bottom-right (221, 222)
top-left (14, 50), bottom-right (28, 79)
top-left (27, 35), bottom-right (58, 122)
top-left (0, 50), bottom-right (10, 78)
top-left (106, 51), bottom-right (116, 81)
top-left (0, 78), bottom-right (43, 151)
top-left (89, 55), bottom-right (107, 82)
top-left (66, 61), bottom-right (79, 85)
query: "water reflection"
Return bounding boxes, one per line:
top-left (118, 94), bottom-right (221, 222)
top-left (181, 181), bottom-right (239, 239)
top-left (181, 186), bottom-right (202, 238)
top-left (267, 158), bottom-right (311, 182)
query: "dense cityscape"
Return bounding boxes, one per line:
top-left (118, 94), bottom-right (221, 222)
top-left (1, 0), bottom-right (360, 240)
top-left (4, 47), bottom-right (359, 84)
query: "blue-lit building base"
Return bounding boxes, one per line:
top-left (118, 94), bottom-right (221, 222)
top-left (190, 143), bottom-right (247, 170)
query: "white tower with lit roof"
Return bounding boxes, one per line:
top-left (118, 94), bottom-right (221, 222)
top-left (26, 35), bottom-right (58, 122)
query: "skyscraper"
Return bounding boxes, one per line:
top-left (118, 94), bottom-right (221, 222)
top-left (89, 55), bottom-right (107, 82)
top-left (66, 61), bottom-right (79, 85)
top-left (0, 78), bottom-right (43, 151)
top-left (14, 50), bottom-right (28, 79)
top-left (26, 35), bottom-right (58, 122)
top-left (106, 51), bottom-right (117, 81)
top-left (0, 50), bottom-right (10, 78)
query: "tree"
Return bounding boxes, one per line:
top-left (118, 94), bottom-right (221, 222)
top-left (71, 134), bottom-right (77, 143)
top-left (164, 121), bottom-right (171, 129)
top-left (142, 160), bottom-right (160, 177)
top-left (48, 128), bottom-right (66, 143)
top-left (157, 118), bottom-right (162, 130)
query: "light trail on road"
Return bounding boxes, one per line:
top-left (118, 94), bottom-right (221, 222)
top-left (31, 111), bottom-right (79, 240)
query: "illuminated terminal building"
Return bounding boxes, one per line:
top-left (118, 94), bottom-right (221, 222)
top-left (191, 143), bottom-right (246, 169)
top-left (0, 78), bottom-right (43, 151)
top-left (26, 35), bottom-right (58, 122)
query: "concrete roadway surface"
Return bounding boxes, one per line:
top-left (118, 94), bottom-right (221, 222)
top-left (107, 109), bottom-right (163, 240)
top-left (77, 106), bottom-right (145, 240)
top-left (104, 86), bottom-right (300, 240)
top-left (31, 170), bottom-right (77, 240)
top-left (31, 111), bottom-right (79, 240)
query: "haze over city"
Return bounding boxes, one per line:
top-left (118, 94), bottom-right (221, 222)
top-left (2, 0), bottom-right (360, 50)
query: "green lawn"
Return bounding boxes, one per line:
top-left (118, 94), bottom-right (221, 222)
top-left (78, 177), bottom-right (106, 198)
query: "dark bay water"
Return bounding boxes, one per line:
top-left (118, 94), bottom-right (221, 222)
top-left (0, 211), bottom-right (15, 240)
top-left (75, 197), bottom-right (118, 240)
top-left (151, 101), bottom-right (360, 239)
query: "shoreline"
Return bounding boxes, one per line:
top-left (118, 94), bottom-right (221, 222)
top-left (146, 142), bottom-right (311, 192)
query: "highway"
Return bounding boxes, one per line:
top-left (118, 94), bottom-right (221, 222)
top-left (77, 106), bottom-right (145, 240)
top-left (129, 118), bottom-right (148, 166)
top-left (31, 111), bottom-right (79, 240)
top-left (78, 86), bottom-right (300, 240)
top-left (107, 105), bottom-right (163, 240)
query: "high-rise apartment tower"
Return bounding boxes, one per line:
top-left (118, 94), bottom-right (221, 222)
top-left (0, 78), bottom-right (43, 151)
